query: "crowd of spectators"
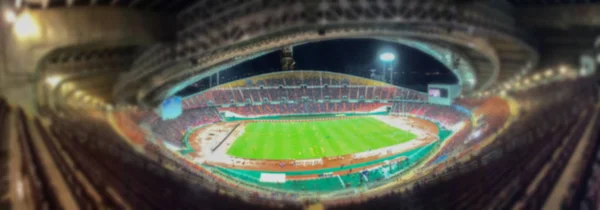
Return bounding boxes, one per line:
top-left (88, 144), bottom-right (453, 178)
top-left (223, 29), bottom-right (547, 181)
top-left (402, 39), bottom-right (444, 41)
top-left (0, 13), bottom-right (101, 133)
top-left (229, 71), bottom-right (389, 87)
top-left (113, 112), bottom-right (149, 145)
top-left (327, 77), bottom-right (599, 210)
top-left (150, 73), bottom-right (431, 147)
top-left (220, 102), bottom-right (388, 116)
top-left (4, 72), bottom-right (595, 210)
top-left (183, 86), bottom-right (426, 109)
top-left (391, 102), bottom-right (470, 128)
top-left (1, 75), bottom-right (599, 209)
top-left (182, 71), bottom-right (427, 110)
top-left (35, 109), bottom-right (300, 210)
top-left (0, 99), bottom-right (9, 210)
top-left (150, 108), bottom-right (221, 146)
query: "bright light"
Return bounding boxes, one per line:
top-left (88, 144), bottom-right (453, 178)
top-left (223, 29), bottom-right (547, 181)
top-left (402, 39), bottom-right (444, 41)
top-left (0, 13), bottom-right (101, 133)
top-left (4, 10), bottom-right (16, 23)
top-left (533, 74), bottom-right (541, 81)
top-left (16, 179), bottom-right (23, 199)
top-left (14, 12), bottom-right (39, 38)
top-left (560, 66), bottom-right (568, 74)
top-left (544, 69), bottom-right (554, 77)
top-left (379, 53), bottom-right (396, 62)
top-left (46, 76), bottom-right (61, 86)
top-left (74, 91), bottom-right (83, 98)
top-left (471, 129), bottom-right (482, 139)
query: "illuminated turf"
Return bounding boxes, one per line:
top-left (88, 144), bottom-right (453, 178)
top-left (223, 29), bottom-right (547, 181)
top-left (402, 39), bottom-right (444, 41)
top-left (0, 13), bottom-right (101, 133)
top-left (226, 117), bottom-right (417, 160)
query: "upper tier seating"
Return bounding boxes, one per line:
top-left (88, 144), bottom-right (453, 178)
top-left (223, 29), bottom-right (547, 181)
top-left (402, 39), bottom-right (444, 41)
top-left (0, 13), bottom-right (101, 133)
top-left (182, 71), bottom-right (427, 110)
top-left (183, 86), bottom-right (426, 109)
top-left (219, 102), bottom-right (389, 117)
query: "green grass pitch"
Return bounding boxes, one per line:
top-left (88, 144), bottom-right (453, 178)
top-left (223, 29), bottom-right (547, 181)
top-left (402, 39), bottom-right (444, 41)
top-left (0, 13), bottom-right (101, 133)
top-left (226, 117), bottom-right (418, 160)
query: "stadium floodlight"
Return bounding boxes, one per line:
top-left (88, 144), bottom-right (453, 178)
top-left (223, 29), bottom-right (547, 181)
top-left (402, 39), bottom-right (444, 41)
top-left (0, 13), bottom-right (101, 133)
top-left (560, 66), bottom-right (568, 74)
top-left (4, 10), bottom-right (16, 23)
top-left (379, 52), bottom-right (396, 62)
top-left (74, 91), bottom-right (83, 98)
top-left (378, 52), bottom-right (396, 84)
top-left (46, 75), bottom-right (62, 87)
top-left (14, 12), bottom-right (39, 38)
top-left (544, 69), bottom-right (554, 77)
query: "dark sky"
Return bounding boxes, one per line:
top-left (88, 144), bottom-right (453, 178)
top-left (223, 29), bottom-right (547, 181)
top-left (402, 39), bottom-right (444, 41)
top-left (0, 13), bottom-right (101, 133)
top-left (177, 39), bottom-right (457, 96)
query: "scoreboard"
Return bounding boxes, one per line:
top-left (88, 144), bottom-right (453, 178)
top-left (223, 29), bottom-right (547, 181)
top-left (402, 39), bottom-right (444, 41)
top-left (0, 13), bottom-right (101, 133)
top-left (428, 88), bottom-right (448, 98)
top-left (428, 84), bottom-right (460, 105)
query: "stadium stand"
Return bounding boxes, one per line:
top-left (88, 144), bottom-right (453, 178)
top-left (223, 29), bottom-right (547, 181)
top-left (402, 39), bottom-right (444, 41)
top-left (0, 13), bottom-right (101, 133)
top-left (149, 108), bottom-right (221, 146)
top-left (0, 98), bottom-right (303, 209)
top-left (390, 102), bottom-right (470, 129)
top-left (97, 70), bottom-right (594, 209)
top-left (219, 102), bottom-right (389, 116)
top-left (0, 99), bottom-right (10, 210)
top-left (1, 73), bottom-right (599, 210)
top-left (572, 139), bottom-right (600, 210)
top-left (144, 71), bottom-right (435, 148)
top-left (46, 111), bottom-right (301, 210)
top-left (181, 71), bottom-right (427, 110)
top-left (327, 79), bottom-right (599, 210)
top-left (223, 71), bottom-right (392, 88)
top-left (114, 111), bottom-right (148, 145)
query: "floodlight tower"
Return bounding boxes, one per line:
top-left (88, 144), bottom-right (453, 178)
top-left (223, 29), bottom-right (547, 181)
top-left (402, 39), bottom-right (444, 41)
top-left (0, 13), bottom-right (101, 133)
top-left (369, 69), bottom-right (377, 80)
top-left (379, 52), bottom-right (396, 84)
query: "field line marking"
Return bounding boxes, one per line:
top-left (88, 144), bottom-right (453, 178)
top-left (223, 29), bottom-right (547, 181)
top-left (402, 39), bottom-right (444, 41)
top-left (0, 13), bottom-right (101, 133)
top-left (361, 173), bottom-right (369, 182)
top-left (336, 175), bottom-right (345, 188)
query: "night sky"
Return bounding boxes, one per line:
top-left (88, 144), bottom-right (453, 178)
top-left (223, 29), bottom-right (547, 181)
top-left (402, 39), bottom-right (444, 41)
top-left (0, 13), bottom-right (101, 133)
top-left (177, 39), bottom-right (457, 96)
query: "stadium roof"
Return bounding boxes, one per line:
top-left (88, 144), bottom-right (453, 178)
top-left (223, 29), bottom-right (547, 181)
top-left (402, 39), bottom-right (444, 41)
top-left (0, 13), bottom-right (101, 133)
top-left (1, 0), bottom-right (598, 113)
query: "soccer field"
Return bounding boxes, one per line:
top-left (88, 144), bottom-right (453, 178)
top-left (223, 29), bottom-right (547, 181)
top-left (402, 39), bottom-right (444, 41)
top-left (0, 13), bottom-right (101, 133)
top-left (226, 117), bottom-right (417, 160)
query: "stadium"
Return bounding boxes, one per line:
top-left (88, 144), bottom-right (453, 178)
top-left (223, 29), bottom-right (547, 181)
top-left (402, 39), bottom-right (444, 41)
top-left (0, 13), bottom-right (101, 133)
top-left (1, 1), bottom-right (600, 210)
top-left (112, 70), bottom-right (513, 203)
